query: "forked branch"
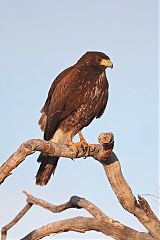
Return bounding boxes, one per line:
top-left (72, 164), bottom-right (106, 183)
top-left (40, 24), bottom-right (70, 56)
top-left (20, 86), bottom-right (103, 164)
top-left (1, 192), bottom-right (154, 240)
top-left (0, 132), bottom-right (159, 239)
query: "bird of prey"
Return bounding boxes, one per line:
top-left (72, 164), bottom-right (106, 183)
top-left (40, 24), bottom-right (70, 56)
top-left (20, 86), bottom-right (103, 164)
top-left (36, 51), bottom-right (113, 186)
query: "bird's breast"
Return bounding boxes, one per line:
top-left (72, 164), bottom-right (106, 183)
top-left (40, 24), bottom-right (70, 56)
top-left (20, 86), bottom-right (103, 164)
top-left (86, 73), bottom-right (104, 99)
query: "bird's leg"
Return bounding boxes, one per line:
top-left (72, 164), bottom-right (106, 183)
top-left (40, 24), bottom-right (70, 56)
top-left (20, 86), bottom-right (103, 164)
top-left (66, 132), bottom-right (95, 158)
top-left (66, 135), bottom-right (79, 158)
top-left (78, 131), bottom-right (88, 156)
top-left (78, 131), bottom-right (95, 158)
top-left (78, 131), bottom-right (87, 142)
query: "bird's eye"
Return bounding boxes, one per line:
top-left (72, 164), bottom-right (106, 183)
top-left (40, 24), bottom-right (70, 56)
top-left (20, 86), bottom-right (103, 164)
top-left (98, 58), bottom-right (101, 62)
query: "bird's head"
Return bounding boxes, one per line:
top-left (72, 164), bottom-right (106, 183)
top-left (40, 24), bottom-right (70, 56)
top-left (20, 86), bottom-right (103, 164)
top-left (77, 51), bottom-right (113, 70)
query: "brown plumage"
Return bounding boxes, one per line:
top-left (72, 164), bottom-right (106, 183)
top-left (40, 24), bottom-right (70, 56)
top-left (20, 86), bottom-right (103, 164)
top-left (36, 51), bottom-right (113, 186)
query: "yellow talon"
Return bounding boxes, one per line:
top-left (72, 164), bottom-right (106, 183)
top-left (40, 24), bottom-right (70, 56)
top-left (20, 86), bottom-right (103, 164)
top-left (66, 131), bottom-right (95, 158)
top-left (78, 131), bottom-right (94, 158)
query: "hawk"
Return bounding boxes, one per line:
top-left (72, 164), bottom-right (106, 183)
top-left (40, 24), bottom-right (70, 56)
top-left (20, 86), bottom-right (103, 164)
top-left (36, 51), bottom-right (113, 185)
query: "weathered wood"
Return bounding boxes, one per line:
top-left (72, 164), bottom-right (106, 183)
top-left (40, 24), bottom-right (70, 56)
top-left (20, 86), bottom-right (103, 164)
top-left (1, 203), bottom-right (32, 240)
top-left (21, 217), bottom-right (153, 240)
top-left (17, 193), bottom-right (155, 240)
top-left (0, 132), bottom-right (159, 239)
top-left (102, 152), bottom-right (160, 239)
top-left (0, 133), bottom-right (113, 184)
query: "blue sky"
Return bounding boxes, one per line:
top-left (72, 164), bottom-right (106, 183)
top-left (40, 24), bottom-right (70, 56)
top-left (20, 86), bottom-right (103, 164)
top-left (0, 0), bottom-right (159, 239)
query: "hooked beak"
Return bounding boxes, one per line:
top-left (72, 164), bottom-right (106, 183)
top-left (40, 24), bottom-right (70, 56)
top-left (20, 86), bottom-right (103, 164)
top-left (100, 59), bottom-right (113, 69)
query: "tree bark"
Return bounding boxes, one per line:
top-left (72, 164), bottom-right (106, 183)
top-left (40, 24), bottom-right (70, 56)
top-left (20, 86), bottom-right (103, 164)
top-left (0, 132), bottom-right (159, 240)
top-left (0, 132), bottom-right (113, 184)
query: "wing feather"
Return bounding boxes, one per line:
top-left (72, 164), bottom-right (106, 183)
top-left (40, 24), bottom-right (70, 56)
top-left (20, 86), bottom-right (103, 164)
top-left (96, 72), bottom-right (109, 118)
top-left (40, 66), bottom-right (108, 141)
top-left (41, 65), bottom-right (88, 140)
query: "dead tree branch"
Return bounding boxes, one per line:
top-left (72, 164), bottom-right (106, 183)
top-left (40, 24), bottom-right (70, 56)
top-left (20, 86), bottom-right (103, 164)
top-left (102, 152), bottom-right (160, 239)
top-left (0, 132), bottom-right (113, 184)
top-left (1, 192), bottom-right (154, 240)
top-left (0, 132), bottom-right (159, 239)
top-left (1, 203), bottom-right (32, 240)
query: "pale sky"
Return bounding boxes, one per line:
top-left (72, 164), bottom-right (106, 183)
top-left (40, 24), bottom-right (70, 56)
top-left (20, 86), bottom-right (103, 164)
top-left (0, 0), bottom-right (159, 239)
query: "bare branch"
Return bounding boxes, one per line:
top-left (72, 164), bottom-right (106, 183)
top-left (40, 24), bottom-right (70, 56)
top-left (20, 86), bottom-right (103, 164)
top-left (0, 132), bottom-right (159, 239)
top-left (142, 194), bottom-right (159, 199)
top-left (21, 192), bottom-right (154, 240)
top-left (24, 191), bottom-right (108, 219)
top-left (102, 152), bottom-right (160, 239)
top-left (20, 217), bottom-right (99, 239)
top-left (1, 203), bottom-right (32, 240)
top-left (1, 192), bottom-right (153, 240)
top-left (1, 191), bottom-right (154, 240)
top-left (21, 216), bottom-right (153, 240)
top-left (0, 132), bottom-right (114, 184)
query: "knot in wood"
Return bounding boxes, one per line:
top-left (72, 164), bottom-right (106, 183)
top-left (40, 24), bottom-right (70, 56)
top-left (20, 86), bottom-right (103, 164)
top-left (70, 196), bottom-right (84, 209)
top-left (98, 132), bottom-right (114, 149)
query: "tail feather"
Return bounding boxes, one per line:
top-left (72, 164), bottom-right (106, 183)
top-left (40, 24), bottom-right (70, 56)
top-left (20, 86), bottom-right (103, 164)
top-left (36, 153), bottom-right (59, 186)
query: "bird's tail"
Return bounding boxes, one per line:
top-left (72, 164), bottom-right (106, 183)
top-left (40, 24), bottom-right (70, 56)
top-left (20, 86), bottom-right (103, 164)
top-left (36, 153), bottom-right (59, 186)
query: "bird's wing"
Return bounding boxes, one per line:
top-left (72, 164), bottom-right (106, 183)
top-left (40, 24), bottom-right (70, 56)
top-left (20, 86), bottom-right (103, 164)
top-left (41, 65), bottom-right (87, 140)
top-left (96, 72), bottom-right (109, 118)
top-left (41, 66), bottom-right (74, 114)
top-left (38, 66), bottom-right (73, 132)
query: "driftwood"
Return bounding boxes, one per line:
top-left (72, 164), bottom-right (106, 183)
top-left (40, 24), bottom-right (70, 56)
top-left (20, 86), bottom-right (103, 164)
top-left (0, 132), bottom-right (159, 240)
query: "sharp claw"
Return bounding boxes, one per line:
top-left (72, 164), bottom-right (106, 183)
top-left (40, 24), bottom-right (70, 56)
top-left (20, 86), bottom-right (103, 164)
top-left (66, 133), bottom-right (95, 159)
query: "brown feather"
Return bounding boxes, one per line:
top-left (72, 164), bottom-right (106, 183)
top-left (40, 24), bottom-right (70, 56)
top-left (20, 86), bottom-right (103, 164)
top-left (38, 112), bottom-right (47, 131)
top-left (36, 51), bottom-right (111, 186)
top-left (36, 154), bottom-right (58, 186)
